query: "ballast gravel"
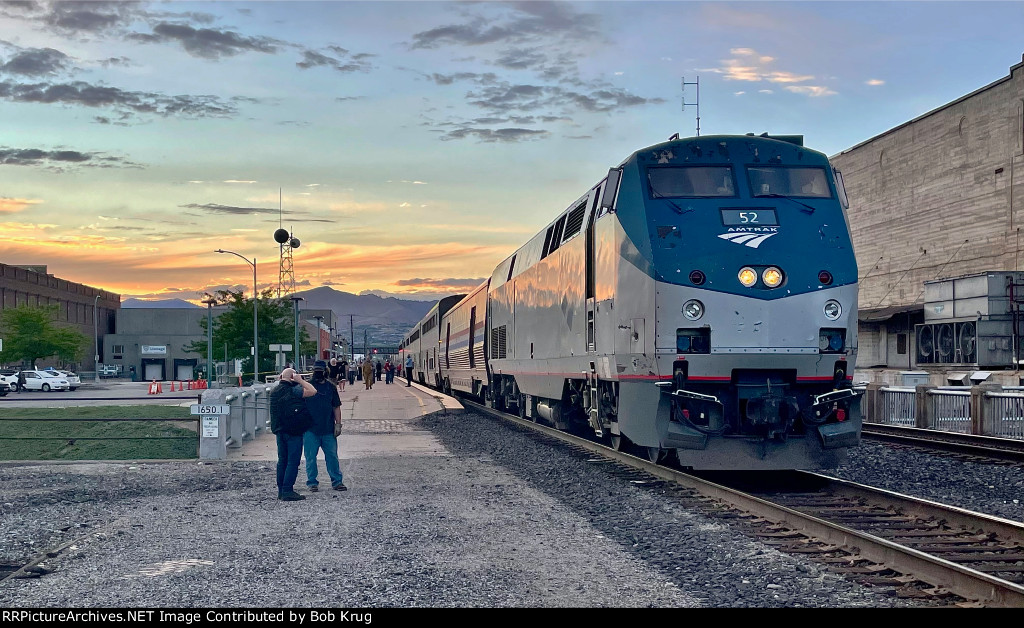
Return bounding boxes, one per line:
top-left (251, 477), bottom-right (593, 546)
top-left (3, 410), bottom-right (1007, 608)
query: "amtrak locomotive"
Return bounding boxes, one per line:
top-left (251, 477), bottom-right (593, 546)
top-left (402, 134), bottom-right (862, 470)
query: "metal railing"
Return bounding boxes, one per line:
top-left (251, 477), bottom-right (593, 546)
top-left (200, 384), bottom-right (273, 458)
top-left (870, 385), bottom-right (1024, 440)
top-left (0, 416), bottom-right (200, 459)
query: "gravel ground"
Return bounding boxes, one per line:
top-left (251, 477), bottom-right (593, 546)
top-left (4, 411), bottom-right (1007, 608)
top-left (831, 442), bottom-right (1024, 522)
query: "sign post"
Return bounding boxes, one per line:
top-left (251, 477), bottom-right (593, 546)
top-left (194, 397), bottom-right (233, 460)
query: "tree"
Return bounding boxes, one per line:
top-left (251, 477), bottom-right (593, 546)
top-left (184, 289), bottom-right (313, 383)
top-left (0, 304), bottom-right (89, 367)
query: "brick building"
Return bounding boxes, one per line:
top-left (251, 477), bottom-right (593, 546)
top-left (0, 263), bottom-right (120, 371)
top-left (831, 54), bottom-right (1024, 383)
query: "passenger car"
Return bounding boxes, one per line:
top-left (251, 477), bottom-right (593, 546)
top-left (45, 368), bottom-right (81, 390)
top-left (15, 370), bottom-right (71, 392)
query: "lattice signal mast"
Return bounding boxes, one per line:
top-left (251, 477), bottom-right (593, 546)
top-left (274, 189), bottom-right (300, 297)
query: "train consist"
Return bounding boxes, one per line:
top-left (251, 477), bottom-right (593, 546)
top-left (401, 134), bottom-right (862, 470)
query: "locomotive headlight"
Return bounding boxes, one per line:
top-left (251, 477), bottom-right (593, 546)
top-left (738, 267), bottom-right (757, 287)
top-left (682, 299), bottom-right (704, 321)
top-left (824, 300), bottom-right (842, 320)
top-left (762, 267), bottom-right (783, 288)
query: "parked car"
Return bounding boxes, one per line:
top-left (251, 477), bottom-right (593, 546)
top-left (0, 380), bottom-right (8, 396)
top-left (0, 371), bottom-right (18, 391)
top-left (15, 370), bottom-right (71, 392)
top-left (44, 368), bottom-right (81, 390)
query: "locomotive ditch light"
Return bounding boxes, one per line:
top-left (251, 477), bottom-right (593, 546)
top-left (818, 270), bottom-right (833, 285)
top-left (823, 300), bottom-right (842, 320)
top-left (689, 270), bottom-right (706, 285)
top-left (738, 267), bottom-right (757, 287)
top-left (682, 300), bottom-right (704, 321)
top-left (762, 267), bottom-right (783, 288)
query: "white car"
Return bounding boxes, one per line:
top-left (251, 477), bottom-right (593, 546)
top-left (45, 369), bottom-right (80, 390)
top-left (16, 370), bottom-right (71, 392)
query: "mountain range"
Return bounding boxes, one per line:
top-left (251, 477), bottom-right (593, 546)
top-left (122, 288), bottom-right (441, 344)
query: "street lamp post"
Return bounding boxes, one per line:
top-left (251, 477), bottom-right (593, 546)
top-left (313, 315), bottom-right (324, 360)
top-left (215, 250), bottom-right (258, 384)
top-left (203, 297), bottom-right (217, 387)
top-left (290, 296), bottom-right (303, 370)
top-left (93, 294), bottom-right (100, 383)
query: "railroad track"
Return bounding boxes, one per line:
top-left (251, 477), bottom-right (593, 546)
top-left (465, 400), bottom-right (1024, 607)
top-left (863, 424), bottom-right (1024, 465)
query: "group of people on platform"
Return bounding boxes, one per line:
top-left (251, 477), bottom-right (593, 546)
top-left (268, 354), bottom-right (418, 500)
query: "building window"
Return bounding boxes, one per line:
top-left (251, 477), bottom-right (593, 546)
top-left (897, 333), bottom-right (907, 355)
top-left (112, 344), bottom-right (125, 359)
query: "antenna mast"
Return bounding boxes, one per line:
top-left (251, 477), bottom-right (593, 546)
top-left (682, 75), bottom-right (700, 137)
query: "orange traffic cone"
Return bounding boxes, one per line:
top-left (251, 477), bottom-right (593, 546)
top-left (156, 381), bottom-right (163, 394)
top-left (148, 380), bottom-right (158, 394)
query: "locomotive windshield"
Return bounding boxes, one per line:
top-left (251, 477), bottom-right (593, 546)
top-left (647, 166), bottom-right (736, 198)
top-left (748, 166), bottom-right (832, 198)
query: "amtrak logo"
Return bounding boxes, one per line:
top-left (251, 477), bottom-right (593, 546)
top-left (718, 228), bottom-right (778, 248)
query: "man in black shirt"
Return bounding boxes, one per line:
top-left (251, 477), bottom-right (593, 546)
top-left (270, 367), bottom-right (316, 501)
top-left (303, 360), bottom-right (347, 492)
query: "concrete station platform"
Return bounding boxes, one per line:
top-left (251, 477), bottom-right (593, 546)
top-left (228, 377), bottom-right (464, 463)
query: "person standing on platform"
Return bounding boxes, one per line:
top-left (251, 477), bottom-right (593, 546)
top-left (362, 358), bottom-right (374, 390)
top-left (329, 358), bottom-right (344, 393)
top-left (337, 359), bottom-right (348, 392)
top-left (375, 359), bottom-right (382, 382)
top-left (405, 355), bottom-right (414, 387)
top-left (270, 368), bottom-right (315, 501)
top-left (303, 361), bottom-right (347, 493)
top-left (384, 360), bottom-right (393, 384)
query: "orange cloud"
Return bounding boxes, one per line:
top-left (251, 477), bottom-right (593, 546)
top-left (0, 197), bottom-right (43, 213)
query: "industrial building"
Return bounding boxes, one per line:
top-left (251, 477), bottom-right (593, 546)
top-left (0, 263), bottom-right (119, 372)
top-left (832, 54), bottom-right (1024, 385)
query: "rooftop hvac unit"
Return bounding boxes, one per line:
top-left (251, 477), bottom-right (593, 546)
top-left (956, 321), bottom-right (977, 364)
top-left (916, 324), bottom-right (934, 364)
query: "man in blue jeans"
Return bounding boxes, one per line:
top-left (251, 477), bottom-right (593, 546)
top-left (303, 360), bottom-right (347, 492)
top-left (270, 367), bottom-right (315, 501)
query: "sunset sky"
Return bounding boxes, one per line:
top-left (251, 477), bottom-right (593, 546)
top-left (1, 1), bottom-right (1022, 302)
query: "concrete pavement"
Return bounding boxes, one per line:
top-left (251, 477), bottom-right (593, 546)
top-left (228, 377), bottom-right (464, 463)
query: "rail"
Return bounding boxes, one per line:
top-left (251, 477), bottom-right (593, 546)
top-left (868, 384), bottom-right (1024, 440)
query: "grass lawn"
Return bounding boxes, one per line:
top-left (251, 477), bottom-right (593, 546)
top-left (0, 406), bottom-right (198, 460)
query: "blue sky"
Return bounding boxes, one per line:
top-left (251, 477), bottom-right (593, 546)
top-left (1, 1), bottom-right (1021, 301)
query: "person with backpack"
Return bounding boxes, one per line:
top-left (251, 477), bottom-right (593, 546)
top-left (270, 367), bottom-right (316, 501)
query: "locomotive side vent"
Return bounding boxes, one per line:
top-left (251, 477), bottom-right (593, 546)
top-left (490, 325), bottom-right (507, 359)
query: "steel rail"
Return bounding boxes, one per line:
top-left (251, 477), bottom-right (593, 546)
top-left (863, 423), bottom-right (1024, 463)
top-left (465, 399), bottom-right (1024, 607)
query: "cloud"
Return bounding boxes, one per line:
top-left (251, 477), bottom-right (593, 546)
top-left (439, 127), bottom-right (550, 143)
top-left (0, 47), bottom-right (71, 76)
top-left (785, 85), bottom-right (837, 97)
top-left (866, 79), bottom-right (885, 86)
top-left (699, 47), bottom-right (835, 96)
top-left (409, 2), bottom-right (601, 49)
top-left (0, 146), bottom-right (142, 169)
top-left (296, 46), bottom-right (375, 73)
top-left (394, 277), bottom-right (487, 291)
top-left (130, 22), bottom-right (281, 60)
top-left (180, 203), bottom-right (279, 216)
top-left (222, 179), bottom-right (257, 184)
top-left (0, 197), bottom-right (42, 213)
top-left (0, 79), bottom-right (240, 118)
